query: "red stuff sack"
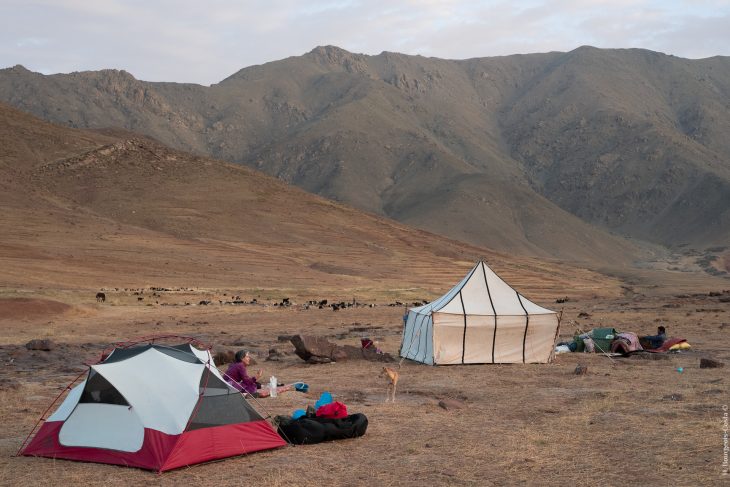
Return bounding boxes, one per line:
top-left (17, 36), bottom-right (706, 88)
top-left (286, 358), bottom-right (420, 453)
top-left (315, 401), bottom-right (348, 419)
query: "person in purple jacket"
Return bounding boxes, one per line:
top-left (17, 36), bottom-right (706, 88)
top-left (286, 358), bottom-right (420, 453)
top-left (225, 349), bottom-right (295, 397)
top-left (225, 350), bottom-right (262, 395)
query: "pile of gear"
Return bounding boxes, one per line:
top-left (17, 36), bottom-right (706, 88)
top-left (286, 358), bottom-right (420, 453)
top-left (275, 392), bottom-right (368, 445)
top-left (556, 326), bottom-right (691, 355)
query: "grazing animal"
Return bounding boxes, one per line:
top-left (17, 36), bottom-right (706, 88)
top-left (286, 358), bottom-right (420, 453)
top-left (381, 366), bottom-right (399, 403)
top-left (95, 292), bottom-right (106, 303)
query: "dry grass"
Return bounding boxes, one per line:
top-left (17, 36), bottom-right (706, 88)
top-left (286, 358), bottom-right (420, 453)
top-left (0, 290), bottom-right (728, 486)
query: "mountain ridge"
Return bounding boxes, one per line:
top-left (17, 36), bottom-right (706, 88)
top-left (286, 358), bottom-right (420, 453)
top-left (2, 46), bottom-right (728, 266)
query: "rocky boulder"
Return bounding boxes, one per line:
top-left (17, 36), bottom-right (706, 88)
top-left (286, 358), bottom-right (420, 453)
top-left (213, 349), bottom-right (235, 365)
top-left (290, 335), bottom-right (394, 364)
top-left (700, 358), bottom-right (724, 369)
top-left (290, 335), bottom-right (339, 363)
top-left (25, 339), bottom-right (55, 351)
top-left (338, 345), bottom-right (395, 362)
top-left (438, 398), bottom-right (466, 410)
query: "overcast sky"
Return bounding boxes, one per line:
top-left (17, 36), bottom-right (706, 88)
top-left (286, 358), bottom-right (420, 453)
top-left (2, 0), bottom-right (729, 85)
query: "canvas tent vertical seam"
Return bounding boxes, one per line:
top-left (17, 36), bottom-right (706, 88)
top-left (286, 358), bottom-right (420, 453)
top-left (412, 313), bottom-right (425, 361)
top-left (401, 314), bottom-right (415, 358)
top-left (481, 261), bottom-right (498, 363)
top-left (425, 317), bottom-right (433, 365)
top-left (408, 316), bottom-right (421, 359)
top-left (418, 314), bottom-right (429, 363)
top-left (405, 313), bottom-right (420, 358)
top-left (516, 293), bottom-right (529, 363)
top-left (403, 313), bottom-right (425, 361)
top-left (459, 291), bottom-right (467, 364)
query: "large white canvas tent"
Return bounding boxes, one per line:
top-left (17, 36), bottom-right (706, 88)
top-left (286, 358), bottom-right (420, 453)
top-left (400, 261), bottom-right (559, 365)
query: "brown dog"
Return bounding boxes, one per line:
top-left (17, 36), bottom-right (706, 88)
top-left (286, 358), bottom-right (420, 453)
top-left (381, 366), bottom-right (399, 402)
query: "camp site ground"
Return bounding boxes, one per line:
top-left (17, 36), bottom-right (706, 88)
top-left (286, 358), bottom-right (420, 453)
top-left (0, 286), bottom-right (727, 486)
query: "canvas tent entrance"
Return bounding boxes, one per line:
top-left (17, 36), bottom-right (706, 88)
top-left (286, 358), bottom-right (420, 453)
top-left (20, 339), bottom-right (285, 471)
top-left (400, 261), bottom-right (559, 365)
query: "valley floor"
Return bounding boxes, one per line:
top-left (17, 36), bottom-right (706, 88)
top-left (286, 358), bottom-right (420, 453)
top-left (0, 289), bottom-right (727, 486)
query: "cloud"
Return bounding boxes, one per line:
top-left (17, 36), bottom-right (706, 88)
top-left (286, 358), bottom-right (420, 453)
top-left (1, 0), bottom-right (728, 84)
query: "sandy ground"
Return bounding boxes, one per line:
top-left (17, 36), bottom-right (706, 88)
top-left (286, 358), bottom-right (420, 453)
top-left (0, 288), bottom-right (728, 486)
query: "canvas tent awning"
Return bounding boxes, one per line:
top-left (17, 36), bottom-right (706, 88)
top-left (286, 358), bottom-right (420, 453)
top-left (400, 260), bottom-right (559, 365)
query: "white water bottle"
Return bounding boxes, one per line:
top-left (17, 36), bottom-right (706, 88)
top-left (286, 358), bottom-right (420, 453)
top-left (269, 376), bottom-right (277, 397)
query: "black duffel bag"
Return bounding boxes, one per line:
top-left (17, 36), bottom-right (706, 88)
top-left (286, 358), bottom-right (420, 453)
top-left (277, 413), bottom-right (368, 445)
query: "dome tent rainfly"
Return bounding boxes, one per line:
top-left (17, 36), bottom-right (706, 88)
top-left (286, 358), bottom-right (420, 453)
top-left (400, 261), bottom-right (560, 365)
top-left (20, 337), bottom-right (285, 471)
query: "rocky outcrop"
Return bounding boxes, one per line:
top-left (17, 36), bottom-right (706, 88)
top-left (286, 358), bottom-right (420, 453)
top-left (290, 335), bottom-right (394, 364)
top-left (25, 339), bottom-right (55, 351)
top-left (699, 358), bottom-right (724, 368)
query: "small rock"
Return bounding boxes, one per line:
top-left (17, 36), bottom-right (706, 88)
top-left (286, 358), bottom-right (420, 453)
top-left (25, 339), bottom-right (55, 351)
top-left (0, 378), bottom-right (21, 390)
top-left (266, 348), bottom-right (284, 362)
top-left (291, 335), bottom-right (339, 363)
top-left (213, 349), bottom-right (235, 365)
top-left (574, 364), bottom-right (588, 375)
top-left (290, 334), bottom-right (394, 363)
top-left (662, 393), bottom-right (683, 401)
top-left (438, 398), bottom-right (465, 410)
top-left (307, 356), bottom-right (332, 364)
top-left (700, 358), bottom-right (724, 369)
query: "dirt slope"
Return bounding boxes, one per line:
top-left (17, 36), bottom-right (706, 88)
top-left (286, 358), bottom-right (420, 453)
top-left (0, 102), bottom-right (614, 300)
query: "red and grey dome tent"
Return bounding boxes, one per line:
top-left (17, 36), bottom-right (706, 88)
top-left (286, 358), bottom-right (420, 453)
top-left (19, 336), bottom-right (285, 471)
top-left (400, 261), bottom-right (560, 365)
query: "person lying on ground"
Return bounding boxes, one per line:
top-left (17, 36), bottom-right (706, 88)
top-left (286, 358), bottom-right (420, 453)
top-left (640, 325), bottom-right (667, 350)
top-left (224, 349), bottom-right (293, 397)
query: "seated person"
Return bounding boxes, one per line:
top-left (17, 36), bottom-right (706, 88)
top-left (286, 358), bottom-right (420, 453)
top-left (225, 349), bottom-right (292, 397)
top-left (640, 326), bottom-right (667, 350)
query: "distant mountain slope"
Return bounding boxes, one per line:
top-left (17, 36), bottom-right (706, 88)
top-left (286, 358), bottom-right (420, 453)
top-left (1, 46), bottom-right (727, 262)
top-left (498, 47), bottom-right (730, 246)
top-left (0, 102), bottom-right (618, 299)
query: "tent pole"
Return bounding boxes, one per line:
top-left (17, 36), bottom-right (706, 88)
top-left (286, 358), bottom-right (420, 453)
top-left (549, 308), bottom-right (563, 363)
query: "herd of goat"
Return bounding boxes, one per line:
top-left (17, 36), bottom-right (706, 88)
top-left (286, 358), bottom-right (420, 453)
top-left (94, 288), bottom-right (425, 310)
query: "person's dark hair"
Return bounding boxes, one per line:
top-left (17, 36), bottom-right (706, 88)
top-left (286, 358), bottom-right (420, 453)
top-left (658, 326), bottom-right (666, 334)
top-left (235, 350), bottom-right (249, 362)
